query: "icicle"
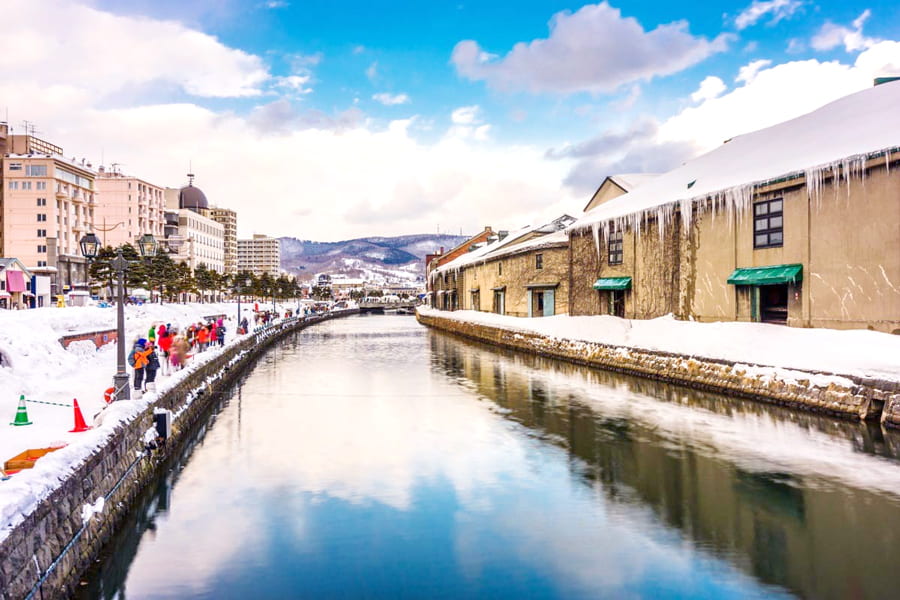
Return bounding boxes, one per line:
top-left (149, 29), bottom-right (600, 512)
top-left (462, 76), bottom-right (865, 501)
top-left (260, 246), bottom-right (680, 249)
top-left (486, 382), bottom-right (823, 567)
top-left (591, 222), bottom-right (601, 259)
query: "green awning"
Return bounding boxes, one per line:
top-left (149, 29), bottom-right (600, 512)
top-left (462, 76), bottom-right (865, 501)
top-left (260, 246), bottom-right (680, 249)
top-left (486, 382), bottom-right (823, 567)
top-left (593, 277), bottom-right (632, 290)
top-left (727, 264), bottom-right (803, 286)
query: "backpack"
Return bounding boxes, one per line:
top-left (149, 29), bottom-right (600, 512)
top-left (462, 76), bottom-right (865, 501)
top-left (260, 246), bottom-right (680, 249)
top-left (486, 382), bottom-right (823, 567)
top-left (148, 351), bottom-right (160, 370)
top-left (127, 349), bottom-right (136, 367)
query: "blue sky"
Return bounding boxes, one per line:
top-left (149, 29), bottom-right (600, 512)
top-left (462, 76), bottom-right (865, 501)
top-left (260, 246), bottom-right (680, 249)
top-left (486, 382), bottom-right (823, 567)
top-left (3, 0), bottom-right (899, 239)
top-left (92, 0), bottom-right (900, 142)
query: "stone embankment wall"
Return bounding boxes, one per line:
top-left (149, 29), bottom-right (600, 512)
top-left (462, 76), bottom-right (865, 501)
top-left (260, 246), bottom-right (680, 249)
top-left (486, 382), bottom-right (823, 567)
top-left (417, 312), bottom-right (900, 427)
top-left (0, 311), bottom-right (357, 600)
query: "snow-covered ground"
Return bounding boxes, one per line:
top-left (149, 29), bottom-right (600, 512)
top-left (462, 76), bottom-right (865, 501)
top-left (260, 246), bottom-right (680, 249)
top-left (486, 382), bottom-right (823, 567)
top-left (0, 301), bottom-right (298, 540)
top-left (418, 307), bottom-right (900, 383)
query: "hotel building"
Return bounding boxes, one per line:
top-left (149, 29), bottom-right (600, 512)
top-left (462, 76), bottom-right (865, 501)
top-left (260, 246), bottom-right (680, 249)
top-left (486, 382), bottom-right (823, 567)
top-left (237, 234), bottom-right (281, 277)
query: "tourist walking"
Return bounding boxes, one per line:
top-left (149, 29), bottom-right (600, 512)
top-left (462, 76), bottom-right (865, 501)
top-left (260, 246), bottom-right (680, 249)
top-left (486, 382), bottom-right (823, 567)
top-left (158, 328), bottom-right (173, 375)
top-left (217, 318), bottom-right (226, 346)
top-left (128, 338), bottom-right (151, 399)
top-left (144, 342), bottom-right (160, 393)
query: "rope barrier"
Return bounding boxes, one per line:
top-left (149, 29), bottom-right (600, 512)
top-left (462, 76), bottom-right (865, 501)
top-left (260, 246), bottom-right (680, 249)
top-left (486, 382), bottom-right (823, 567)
top-left (17, 399), bottom-right (73, 408)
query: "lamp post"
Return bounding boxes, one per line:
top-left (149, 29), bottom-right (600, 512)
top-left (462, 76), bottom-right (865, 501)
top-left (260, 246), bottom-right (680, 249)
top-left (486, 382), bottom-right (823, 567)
top-left (238, 277), bottom-right (251, 334)
top-left (81, 232), bottom-right (158, 401)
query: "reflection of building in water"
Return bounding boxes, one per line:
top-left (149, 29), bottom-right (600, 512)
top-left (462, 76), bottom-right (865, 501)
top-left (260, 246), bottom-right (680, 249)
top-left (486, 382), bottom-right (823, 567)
top-left (430, 332), bottom-right (900, 600)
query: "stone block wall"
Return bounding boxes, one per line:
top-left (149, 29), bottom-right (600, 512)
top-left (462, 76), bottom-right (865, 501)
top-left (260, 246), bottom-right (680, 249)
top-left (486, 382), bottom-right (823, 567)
top-left (418, 311), bottom-right (900, 424)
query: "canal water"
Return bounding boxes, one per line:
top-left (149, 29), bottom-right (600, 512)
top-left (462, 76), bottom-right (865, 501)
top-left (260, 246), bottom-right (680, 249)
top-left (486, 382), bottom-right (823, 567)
top-left (79, 314), bottom-right (900, 599)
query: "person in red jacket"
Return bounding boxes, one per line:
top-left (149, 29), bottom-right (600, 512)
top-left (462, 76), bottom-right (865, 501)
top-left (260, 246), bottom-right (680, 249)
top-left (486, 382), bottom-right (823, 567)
top-left (197, 325), bottom-right (209, 352)
top-left (158, 328), bottom-right (174, 375)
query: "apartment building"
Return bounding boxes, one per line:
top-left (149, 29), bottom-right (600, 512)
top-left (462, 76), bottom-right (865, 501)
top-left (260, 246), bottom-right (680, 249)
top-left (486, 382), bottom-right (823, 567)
top-left (238, 234), bottom-right (281, 277)
top-left (93, 166), bottom-right (166, 248)
top-left (0, 124), bottom-right (95, 293)
top-left (204, 206), bottom-right (237, 276)
top-left (164, 179), bottom-right (225, 273)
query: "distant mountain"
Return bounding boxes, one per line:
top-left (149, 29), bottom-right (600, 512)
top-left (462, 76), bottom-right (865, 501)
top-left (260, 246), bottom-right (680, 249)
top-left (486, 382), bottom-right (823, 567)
top-left (279, 233), bottom-right (469, 283)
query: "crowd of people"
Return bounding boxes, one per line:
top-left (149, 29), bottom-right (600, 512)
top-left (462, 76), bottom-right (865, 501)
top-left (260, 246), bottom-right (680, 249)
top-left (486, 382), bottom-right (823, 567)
top-left (127, 317), bottom-right (230, 398)
top-left (123, 305), bottom-right (333, 399)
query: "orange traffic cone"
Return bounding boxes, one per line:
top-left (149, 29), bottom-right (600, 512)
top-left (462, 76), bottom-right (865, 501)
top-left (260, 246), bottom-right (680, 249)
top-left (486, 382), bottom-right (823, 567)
top-left (70, 399), bottom-right (91, 433)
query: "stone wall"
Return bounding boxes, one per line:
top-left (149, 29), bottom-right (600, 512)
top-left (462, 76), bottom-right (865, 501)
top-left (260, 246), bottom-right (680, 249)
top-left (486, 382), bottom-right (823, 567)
top-left (464, 244), bottom-right (569, 317)
top-left (0, 311), bottom-right (356, 600)
top-left (417, 311), bottom-right (900, 427)
top-left (569, 220), bottom-right (680, 319)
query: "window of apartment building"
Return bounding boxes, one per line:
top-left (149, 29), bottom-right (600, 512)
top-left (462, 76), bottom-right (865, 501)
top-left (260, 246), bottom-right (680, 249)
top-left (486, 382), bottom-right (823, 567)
top-left (36, 182), bottom-right (46, 190)
top-left (37, 214), bottom-right (47, 222)
top-left (8, 181), bottom-right (18, 190)
top-left (8, 162), bottom-right (22, 171)
top-left (608, 230), bottom-right (623, 265)
top-left (37, 245), bottom-right (47, 253)
top-left (37, 229), bottom-right (47, 237)
top-left (36, 198), bottom-right (47, 206)
top-left (536, 253), bottom-right (543, 270)
top-left (22, 181), bottom-right (32, 190)
top-left (26, 165), bottom-right (48, 177)
top-left (754, 199), bottom-right (783, 248)
top-left (37, 261), bottom-right (47, 267)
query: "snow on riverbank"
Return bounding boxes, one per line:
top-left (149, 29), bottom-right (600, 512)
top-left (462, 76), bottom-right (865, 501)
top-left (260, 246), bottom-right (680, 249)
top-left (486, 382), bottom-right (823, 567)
top-left (0, 301), bottom-right (291, 540)
top-left (417, 307), bottom-right (900, 383)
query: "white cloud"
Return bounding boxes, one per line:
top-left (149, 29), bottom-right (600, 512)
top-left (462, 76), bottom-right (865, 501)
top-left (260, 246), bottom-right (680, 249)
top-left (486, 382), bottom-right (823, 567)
top-left (451, 105), bottom-right (482, 125)
top-left (554, 42), bottom-right (900, 192)
top-left (735, 59), bottom-right (772, 83)
top-left (0, 1), bottom-right (575, 241)
top-left (786, 38), bottom-right (805, 53)
top-left (811, 10), bottom-right (880, 52)
top-left (0, 0), bottom-right (269, 99)
top-left (447, 106), bottom-right (490, 141)
top-left (372, 92), bottom-right (411, 106)
top-left (734, 0), bottom-right (802, 30)
top-left (659, 43), bottom-right (900, 149)
top-left (366, 61), bottom-right (378, 81)
top-left (276, 75), bottom-right (313, 94)
top-left (263, 0), bottom-right (289, 8)
top-left (451, 2), bottom-right (732, 94)
top-left (690, 76), bottom-right (727, 102)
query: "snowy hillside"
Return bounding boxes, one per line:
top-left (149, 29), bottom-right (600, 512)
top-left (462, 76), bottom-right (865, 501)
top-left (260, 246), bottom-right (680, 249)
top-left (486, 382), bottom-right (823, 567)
top-left (280, 233), bottom-right (468, 282)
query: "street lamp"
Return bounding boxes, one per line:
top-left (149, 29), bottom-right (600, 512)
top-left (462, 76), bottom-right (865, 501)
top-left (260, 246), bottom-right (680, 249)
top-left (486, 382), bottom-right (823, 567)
top-left (238, 277), bottom-right (251, 334)
top-left (81, 232), bottom-right (157, 401)
top-left (137, 233), bottom-right (159, 259)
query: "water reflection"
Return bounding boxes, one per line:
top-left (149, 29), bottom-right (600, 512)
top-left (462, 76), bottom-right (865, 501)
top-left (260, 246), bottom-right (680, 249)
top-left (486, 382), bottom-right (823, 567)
top-left (430, 333), bottom-right (900, 600)
top-left (79, 316), bottom-right (900, 600)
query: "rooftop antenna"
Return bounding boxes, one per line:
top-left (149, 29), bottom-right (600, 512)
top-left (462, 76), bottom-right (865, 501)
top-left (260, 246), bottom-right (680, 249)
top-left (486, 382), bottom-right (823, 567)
top-left (21, 120), bottom-right (39, 137)
top-left (187, 160), bottom-right (194, 186)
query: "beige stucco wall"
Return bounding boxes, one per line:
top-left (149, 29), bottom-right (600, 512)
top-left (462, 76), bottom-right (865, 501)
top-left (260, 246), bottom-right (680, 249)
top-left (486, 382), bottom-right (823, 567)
top-left (684, 163), bottom-right (900, 332)
top-left (806, 167), bottom-right (900, 331)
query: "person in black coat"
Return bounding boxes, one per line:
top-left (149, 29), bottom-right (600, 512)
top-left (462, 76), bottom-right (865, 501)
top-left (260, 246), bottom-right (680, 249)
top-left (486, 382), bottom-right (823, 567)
top-left (144, 342), bottom-right (161, 393)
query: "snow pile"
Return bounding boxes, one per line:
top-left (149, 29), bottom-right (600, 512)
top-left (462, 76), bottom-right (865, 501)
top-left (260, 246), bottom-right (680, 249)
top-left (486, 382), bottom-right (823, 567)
top-left (0, 301), bottom-right (296, 540)
top-left (418, 307), bottom-right (900, 383)
top-left (572, 80), bottom-right (900, 239)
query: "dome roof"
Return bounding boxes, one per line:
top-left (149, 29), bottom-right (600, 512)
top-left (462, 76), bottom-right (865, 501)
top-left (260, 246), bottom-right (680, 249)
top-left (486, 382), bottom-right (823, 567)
top-left (179, 184), bottom-right (208, 211)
